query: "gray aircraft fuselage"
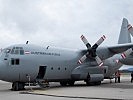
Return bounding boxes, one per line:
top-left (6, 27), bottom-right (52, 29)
top-left (0, 44), bottom-right (77, 82)
top-left (0, 43), bottom-right (133, 91)
top-left (0, 44), bottom-right (113, 83)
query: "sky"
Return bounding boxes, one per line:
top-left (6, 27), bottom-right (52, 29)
top-left (0, 0), bottom-right (133, 49)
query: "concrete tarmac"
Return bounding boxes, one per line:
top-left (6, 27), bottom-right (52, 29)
top-left (0, 75), bottom-right (133, 100)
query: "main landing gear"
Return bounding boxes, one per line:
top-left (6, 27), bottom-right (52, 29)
top-left (12, 82), bottom-right (25, 91)
top-left (85, 73), bottom-right (101, 86)
top-left (60, 80), bottom-right (75, 86)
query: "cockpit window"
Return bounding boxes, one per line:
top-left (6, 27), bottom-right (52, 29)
top-left (16, 47), bottom-right (19, 49)
top-left (11, 47), bottom-right (24, 55)
top-left (11, 49), bottom-right (14, 54)
top-left (4, 49), bottom-right (11, 53)
top-left (20, 50), bottom-right (24, 55)
top-left (6, 49), bottom-right (11, 53)
top-left (15, 50), bottom-right (19, 54)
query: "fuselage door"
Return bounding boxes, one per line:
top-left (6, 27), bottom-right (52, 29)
top-left (36, 66), bottom-right (47, 79)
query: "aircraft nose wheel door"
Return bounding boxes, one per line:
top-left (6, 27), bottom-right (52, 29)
top-left (36, 66), bottom-right (47, 79)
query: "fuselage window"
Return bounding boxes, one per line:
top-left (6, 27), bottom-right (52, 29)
top-left (104, 69), bottom-right (106, 74)
top-left (65, 68), bottom-right (67, 70)
top-left (51, 67), bottom-right (53, 70)
top-left (11, 59), bottom-right (15, 65)
top-left (11, 58), bottom-right (20, 65)
top-left (16, 59), bottom-right (19, 65)
top-left (58, 67), bottom-right (60, 70)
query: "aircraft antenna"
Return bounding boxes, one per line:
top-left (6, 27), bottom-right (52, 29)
top-left (46, 46), bottom-right (49, 49)
top-left (26, 41), bottom-right (29, 44)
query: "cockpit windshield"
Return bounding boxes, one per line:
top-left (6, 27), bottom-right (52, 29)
top-left (10, 47), bottom-right (24, 55)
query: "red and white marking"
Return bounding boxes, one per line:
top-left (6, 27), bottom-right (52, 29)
top-left (25, 51), bottom-right (30, 54)
top-left (80, 35), bottom-right (89, 45)
top-left (127, 24), bottom-right (132, 30)
top-left (115, 59), bottom-right (119, 63)
top-left (96, 35), bottom-right (106, 46)
top-left (101, 35), bottom-right (106, 40)
top-left (99, 62), bottom-right (103, 67)
top-left (121, 53), bottom-right (126, 59)
top-left (121, 48), bottom-right (133, 59)
top-left (78, 60), bottom-right (82, 64)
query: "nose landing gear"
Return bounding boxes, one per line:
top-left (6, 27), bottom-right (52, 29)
top-left (11, 82), bottom-right (25, 91)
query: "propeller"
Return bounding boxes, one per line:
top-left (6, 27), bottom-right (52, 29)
top-left (78, 35), bottom-right (106, 66)
top-left (116, 48), bottom-right (133, 63)
top-left (127, 24), bottom-right (133, 36)
top-left (121, 48), bottom-right (133, 59)
top-left (128, 24), bottom-right (133, 32)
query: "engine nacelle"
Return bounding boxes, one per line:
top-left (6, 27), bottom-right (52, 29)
top-left (89, 74), bottom-right (104, 82)
top-left (119, 57), bottom-right (133, 65)
top-left (71, 65), bottom-right (104, 82)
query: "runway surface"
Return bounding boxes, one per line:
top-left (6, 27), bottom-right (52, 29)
top-left (0, 75), bottom-right (133, 100)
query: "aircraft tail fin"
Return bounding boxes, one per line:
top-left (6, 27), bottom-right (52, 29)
top-left (118, 18), bottom-right (131, 44)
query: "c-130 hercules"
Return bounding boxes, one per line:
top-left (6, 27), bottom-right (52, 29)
top-left (0, 18), bottom-right (133, 91)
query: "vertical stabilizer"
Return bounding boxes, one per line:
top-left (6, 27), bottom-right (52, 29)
top-left (118, 18), bottom-right (131, 44)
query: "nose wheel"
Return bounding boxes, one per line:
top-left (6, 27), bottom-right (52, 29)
top-left (12, 82), bottom-right (25, 91)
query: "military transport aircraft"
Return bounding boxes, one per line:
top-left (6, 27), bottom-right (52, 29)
top-left (0, 18), bottom-right (133, 91)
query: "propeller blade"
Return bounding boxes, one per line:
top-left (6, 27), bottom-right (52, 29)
top-left (127, 24), bottom-right (133, 36)
top-left (95, 56), bottom-right (103, 66)
top-left (78, 54), bottom-right (87, 64)
top-left (95, 35), bottom-right (106, 45)
top-left (116, 48), bottom-right (133, 64)
top-left (79, 35), bottom-right (106, 65)
top-left (81, 35), bottom-right (91, 49)
top-left (92, 35), bottom-right (106, 49)
top-left (121, 48), bottom-right (133, 59)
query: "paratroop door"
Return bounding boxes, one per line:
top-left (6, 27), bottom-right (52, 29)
top-left (36, 66), bottom-right (47, 79)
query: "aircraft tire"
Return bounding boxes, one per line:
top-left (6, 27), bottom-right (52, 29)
top-left (94, 81), bottom-right (101, 85)
top-left (68, 81), bottom-right (75, 86)
top-left (12, 82), bottom-right (25, 91)
top-left (86, 73), bottom-right (91, 86)
top-left (60, 81), bottom-right (67, 86)
top-left (12, 82), bottom-right (19, 91)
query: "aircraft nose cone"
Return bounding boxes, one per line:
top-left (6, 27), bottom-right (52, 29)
top-left (0, 61), bottom-right (5, 78)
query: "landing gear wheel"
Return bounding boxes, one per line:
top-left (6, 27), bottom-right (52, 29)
top-left (12, 82), bottom-right (25, 91)
top-left (68, 81), bottom-right (75, 86)
top-left (12, 82), bottom-right (19, 91)
top-left (94, 81), bottom-right (101, 85)
top-left (60, 81), bottom-right (67, 86)
top-left (86, 74), bottom-right (91, 86)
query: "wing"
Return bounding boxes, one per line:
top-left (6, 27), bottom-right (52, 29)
top-left (79, 43), bottom-right (133, 63)
top-left (108, 43), bottom-right (133, 54)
